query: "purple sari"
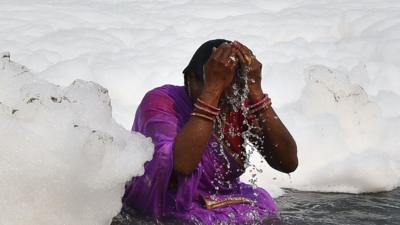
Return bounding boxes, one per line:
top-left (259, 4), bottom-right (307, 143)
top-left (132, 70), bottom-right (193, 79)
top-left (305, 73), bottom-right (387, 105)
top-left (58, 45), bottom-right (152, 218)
top-left (123, 85), bottom-right (278, 224)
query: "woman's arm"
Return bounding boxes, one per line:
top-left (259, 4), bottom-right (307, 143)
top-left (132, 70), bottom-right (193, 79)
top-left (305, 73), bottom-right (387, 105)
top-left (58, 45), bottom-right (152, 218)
top-left (173, 88), bottom-right (220, 176)
top-left (248, 94), bottom-right (298, 173)
top-left (233, 41), bottom-right (298, 173)
top-left (173, 43), bottom-right (240, 175)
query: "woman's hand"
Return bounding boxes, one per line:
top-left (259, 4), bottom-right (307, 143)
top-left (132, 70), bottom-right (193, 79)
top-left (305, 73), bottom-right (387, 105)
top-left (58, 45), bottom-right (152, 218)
top-left (203, 42), bottom-right (239, 98)
top-left (232, 41), bottom-right (264, 102)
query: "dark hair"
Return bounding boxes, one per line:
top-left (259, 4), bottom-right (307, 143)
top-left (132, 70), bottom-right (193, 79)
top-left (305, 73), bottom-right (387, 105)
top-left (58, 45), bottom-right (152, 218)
top-left (183, 39), bottom-right (231, 83)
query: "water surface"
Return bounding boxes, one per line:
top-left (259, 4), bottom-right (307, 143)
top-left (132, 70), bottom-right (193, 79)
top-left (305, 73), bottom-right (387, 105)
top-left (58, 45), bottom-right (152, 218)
top-left (112, 188), bottom-right (400, 224)
top-left (276, 188), bottom-right (400, 225)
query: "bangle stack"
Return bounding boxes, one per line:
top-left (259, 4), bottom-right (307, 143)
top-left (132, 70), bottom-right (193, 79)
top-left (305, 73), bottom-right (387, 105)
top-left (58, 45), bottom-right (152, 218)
top-left (191, 94), bottom-right (270, 121)
top-left (249, 94), bottom-right (271, 114)
top-left (191, 98), bottom-right (221, 122)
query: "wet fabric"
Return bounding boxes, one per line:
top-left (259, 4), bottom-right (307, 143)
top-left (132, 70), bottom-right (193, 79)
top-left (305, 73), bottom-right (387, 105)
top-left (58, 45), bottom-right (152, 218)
top-left (122, 85), bottom-right (278, 224)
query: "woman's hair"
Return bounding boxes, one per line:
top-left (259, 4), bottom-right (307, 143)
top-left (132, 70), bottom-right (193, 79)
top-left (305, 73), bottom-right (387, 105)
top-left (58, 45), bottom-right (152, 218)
top-left (183, 39), bottom-right (231, 84)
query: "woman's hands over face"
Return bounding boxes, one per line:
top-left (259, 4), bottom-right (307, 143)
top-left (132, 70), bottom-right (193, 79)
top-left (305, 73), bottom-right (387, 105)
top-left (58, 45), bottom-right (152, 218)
top-left (203, 42), bottom-right (240, 97)
top-left (202, 41), bottom-right (264, 102)
top-left (232, 41), bottom-right (264, 101)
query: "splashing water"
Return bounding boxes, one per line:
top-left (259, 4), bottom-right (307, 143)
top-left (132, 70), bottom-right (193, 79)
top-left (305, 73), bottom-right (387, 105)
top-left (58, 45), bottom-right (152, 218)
top-left (211, 65), bottom-right (268, 197)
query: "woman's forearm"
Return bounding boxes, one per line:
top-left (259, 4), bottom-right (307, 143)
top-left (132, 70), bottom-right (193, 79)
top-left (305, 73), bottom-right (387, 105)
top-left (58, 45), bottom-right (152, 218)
top-left (249, 94), bottom-right (298, 173)
top-left (172, 89), bottom-right (221, 175)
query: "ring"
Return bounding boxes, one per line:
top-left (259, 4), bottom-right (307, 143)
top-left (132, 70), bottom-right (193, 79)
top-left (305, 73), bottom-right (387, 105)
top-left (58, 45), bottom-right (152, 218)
top-left (228, 55), bottom-right (237, 63)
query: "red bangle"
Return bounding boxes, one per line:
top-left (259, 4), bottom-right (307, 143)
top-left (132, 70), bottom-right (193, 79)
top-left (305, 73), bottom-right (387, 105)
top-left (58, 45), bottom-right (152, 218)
top-left (250, 98), bottom-right (271, 114)
top-left (249, 94), bottom-right (269, 109)
top-left (197, 98), bottom-right (221, 112)
top-left (191, 112), bottom-right (215, 122)
top-left (194, 103), bottom-right (219, 116)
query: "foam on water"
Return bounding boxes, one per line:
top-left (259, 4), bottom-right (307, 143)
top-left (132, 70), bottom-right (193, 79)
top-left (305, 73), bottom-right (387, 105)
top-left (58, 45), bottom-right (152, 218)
top-left (0, 54), bottom-right (153, 225)
top-left (242, 65), bottom-right (400, 193)
top-left (1, 0), bottom-right (400, 219)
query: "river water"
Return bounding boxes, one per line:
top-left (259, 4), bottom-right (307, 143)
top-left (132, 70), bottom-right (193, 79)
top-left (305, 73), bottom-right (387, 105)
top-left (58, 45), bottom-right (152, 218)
top-left (275, 188), bottom-right (400, 225)
top-left (111, 188), bottom-right (400, 224)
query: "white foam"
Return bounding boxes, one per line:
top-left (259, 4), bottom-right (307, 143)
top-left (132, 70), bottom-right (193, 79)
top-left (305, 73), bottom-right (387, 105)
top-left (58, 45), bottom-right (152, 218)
top-left (0, 55), bottom-right (153, 225)
top-left (242, 65), bottom-right (400, 194)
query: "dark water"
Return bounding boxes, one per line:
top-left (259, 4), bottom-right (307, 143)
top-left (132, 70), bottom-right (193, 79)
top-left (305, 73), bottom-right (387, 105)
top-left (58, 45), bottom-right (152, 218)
top-left (275, 188), bottom-right (400, 225)
top-left (112, 188), bottom-right (400, 225)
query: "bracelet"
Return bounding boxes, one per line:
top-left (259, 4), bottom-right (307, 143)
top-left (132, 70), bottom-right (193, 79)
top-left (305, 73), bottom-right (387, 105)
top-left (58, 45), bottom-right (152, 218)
top-left (194, 103), bottom-right (219, 116)
top-left (250, 98), bottom-right (272, 114)
top-left (197, 98), bottom-right (221, 112)
top-left (249, 94), bottom-right (269, 109)
top-left (191, 112), bottom-right (215, 122)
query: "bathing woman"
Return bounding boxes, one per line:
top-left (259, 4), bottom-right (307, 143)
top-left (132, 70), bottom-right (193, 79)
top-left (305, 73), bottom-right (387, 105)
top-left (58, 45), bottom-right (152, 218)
top-left (122, 39), bottom-right (298, 224)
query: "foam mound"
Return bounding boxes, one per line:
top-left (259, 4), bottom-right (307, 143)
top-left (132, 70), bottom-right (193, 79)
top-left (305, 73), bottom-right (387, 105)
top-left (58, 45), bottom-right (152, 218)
top-left (243, 65), bottom-right (400, 193)
top-left (0, 53), bottom-right (153, 225)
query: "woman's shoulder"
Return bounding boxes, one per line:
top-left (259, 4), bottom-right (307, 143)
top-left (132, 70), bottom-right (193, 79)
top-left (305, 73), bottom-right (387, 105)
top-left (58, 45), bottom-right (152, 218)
top-left (133, 84), bottom-right (191, 131)
top-left (147, 84), bottom-right (185, 97)
top-left (140, 84), bottom-right (189, 111)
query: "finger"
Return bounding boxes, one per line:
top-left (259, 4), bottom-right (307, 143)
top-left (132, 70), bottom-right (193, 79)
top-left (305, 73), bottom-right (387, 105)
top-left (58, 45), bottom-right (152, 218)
top-left (232, 48), bottom-right (245, 66)
top-left (232, 42), bottom-right (253, 65)
top-left (237, 46), bottom-right (252, 62)
top-left (208, 47), bottom-right (219, 63)
top-left (230, 49), bottom-right (242, 68)
top-left (234, 40), bottom-right (253, 56)
top-left (226, 48), bottom-right (240, 67)
top-left (214, 42), bottom-right (230, 59)
top-left (221, 45), bottom-right (233, 64)
top-left (232, 41), bottom-right (247, 54)
top-left (210, 46), bottom-right (218, 57)
top-left (233, 45), bottom-right (252, 65)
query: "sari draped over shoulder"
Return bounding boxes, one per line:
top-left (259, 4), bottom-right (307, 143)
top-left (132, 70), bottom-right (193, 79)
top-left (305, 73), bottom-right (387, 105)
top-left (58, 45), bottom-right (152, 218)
top-left (123, 85), bottom-right (278, 224)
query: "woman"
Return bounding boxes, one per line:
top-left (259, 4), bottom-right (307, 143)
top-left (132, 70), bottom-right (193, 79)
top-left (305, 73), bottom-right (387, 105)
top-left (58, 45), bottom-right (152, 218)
top-left (122, 39), bottom-right (298, 224)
